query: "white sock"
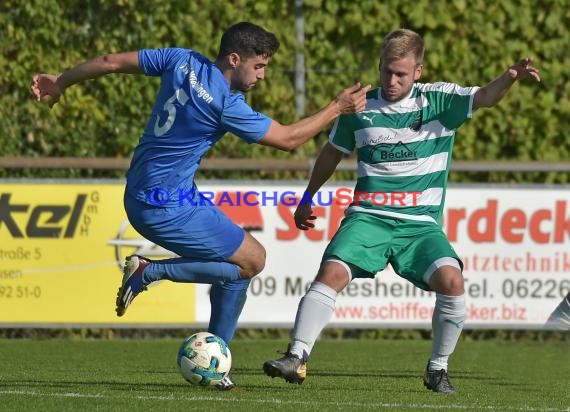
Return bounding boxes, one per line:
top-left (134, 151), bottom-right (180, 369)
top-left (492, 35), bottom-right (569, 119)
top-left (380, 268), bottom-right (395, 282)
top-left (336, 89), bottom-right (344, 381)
top-left (289, 281), bottom-right (337, 359)
top-left (545, 295), bottom-right (570, 331)
top-left (429, 293), bottom-right (466, 371)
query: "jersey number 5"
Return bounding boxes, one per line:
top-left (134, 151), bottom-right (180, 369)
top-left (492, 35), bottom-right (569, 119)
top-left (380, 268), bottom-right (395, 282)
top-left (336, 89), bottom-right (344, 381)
top-left (154, 88), bottom-right (190, 136)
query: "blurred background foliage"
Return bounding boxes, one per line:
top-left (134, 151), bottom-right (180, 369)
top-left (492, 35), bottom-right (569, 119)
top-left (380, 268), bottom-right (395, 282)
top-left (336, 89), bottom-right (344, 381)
top-left (1, 0), bottom-right (569, 182)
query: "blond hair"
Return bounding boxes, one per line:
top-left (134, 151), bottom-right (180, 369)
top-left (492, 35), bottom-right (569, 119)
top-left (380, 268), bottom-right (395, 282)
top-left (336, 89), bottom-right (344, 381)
top-left (381, 29), bottom-right (425, 65)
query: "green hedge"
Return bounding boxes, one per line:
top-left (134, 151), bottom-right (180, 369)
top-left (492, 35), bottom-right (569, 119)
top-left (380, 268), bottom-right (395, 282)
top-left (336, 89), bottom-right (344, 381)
top-left (2, 0), bottom-right (569, 181)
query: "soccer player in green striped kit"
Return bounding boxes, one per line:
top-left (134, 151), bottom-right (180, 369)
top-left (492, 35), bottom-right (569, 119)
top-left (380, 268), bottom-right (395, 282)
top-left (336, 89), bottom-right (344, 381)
top-left (263, 28), bottom-right (540, 393)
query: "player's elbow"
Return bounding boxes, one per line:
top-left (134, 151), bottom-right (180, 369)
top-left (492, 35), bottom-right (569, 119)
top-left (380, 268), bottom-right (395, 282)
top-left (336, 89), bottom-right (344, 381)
top-left (278, 137), bottom-right (300, 152)
top-left (276, 128), bottom-right (309, 151)
top-left (473, 88), bottom-right (504, 110)
top-left (99, 55), bottom-right (122, 72)
top-left (261, 124), bottom-right (303, 151)
top-left (259, 138), bottom-right (296, 152)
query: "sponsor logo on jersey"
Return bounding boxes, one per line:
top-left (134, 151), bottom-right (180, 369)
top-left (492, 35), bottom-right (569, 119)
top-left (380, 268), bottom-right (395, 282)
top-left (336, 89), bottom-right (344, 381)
top-left (368, 141), bottom-right (418, 164)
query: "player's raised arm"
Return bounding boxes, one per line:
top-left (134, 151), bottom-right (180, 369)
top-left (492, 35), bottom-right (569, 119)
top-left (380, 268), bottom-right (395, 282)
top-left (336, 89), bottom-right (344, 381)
top-left (31, 52), bottom-right (142, 108)
top-left (259, 82), bottom-right (371, 151)
top-left (473, 57), bottom-right (540, 110)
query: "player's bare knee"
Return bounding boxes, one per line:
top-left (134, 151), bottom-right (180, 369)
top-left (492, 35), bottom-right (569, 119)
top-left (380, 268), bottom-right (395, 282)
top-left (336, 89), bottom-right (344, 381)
top-left (429, 267), bottom-right (464, 295)
top-left (447, 274), bottom-right (465, 295)
top-left (239, 248), bottom-right (266, 278)
top-left (230, 233), bottom-right (266, 278)
top-left (435, 273), bottom-right (464, 295)
top-left (251, 244), bottom-right (266, 274)
top-left (316, 261), bottom-right (349, 291)
top-left (249, 254), bottom-right (266, 277)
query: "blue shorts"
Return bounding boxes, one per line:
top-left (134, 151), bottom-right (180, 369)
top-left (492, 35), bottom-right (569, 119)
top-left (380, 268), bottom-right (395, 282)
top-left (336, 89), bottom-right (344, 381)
top-left (124, 191), bottom-right (245, 261)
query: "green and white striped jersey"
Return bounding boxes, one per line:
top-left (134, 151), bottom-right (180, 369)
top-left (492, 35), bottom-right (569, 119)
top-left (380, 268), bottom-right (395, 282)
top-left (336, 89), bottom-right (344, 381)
top-left (329, 82), bottom-right (479, 225)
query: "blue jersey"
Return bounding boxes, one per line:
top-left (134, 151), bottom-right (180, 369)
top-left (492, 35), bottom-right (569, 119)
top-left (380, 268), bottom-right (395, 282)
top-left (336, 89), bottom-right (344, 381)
top-left (126, 48), bottom-right (272, 206)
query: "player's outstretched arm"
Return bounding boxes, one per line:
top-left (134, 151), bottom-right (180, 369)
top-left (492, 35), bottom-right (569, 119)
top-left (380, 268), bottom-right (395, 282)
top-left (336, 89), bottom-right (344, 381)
top-left (31, 52), bottom-right (142, 108)
top-left (473, 57), bottom-right (540, 110)
top-left (259, 82), bottom-right (371, 151)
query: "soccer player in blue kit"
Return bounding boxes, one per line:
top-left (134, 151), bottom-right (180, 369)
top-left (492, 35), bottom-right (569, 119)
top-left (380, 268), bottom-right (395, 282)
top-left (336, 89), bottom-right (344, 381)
top-left (31, 22), bottom-right (370, 390)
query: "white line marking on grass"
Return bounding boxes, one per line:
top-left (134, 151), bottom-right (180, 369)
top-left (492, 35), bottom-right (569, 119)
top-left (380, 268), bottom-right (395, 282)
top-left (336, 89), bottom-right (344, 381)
top-left (0, 390), bottom-right (568, 411)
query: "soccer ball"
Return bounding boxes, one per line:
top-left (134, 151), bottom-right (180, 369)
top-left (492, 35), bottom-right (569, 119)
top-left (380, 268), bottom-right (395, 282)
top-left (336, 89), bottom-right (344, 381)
top-left (176, 332), bottom-right (232, 386)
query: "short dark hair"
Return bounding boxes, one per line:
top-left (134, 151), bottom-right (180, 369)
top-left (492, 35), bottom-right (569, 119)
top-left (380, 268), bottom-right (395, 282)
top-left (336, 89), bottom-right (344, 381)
top-left (217, 22), bottom-right (280, 60)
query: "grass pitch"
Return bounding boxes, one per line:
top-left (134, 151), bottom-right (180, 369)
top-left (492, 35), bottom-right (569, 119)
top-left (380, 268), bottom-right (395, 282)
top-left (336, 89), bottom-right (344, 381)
top-left (0, 338), bottom-right (568, 411)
